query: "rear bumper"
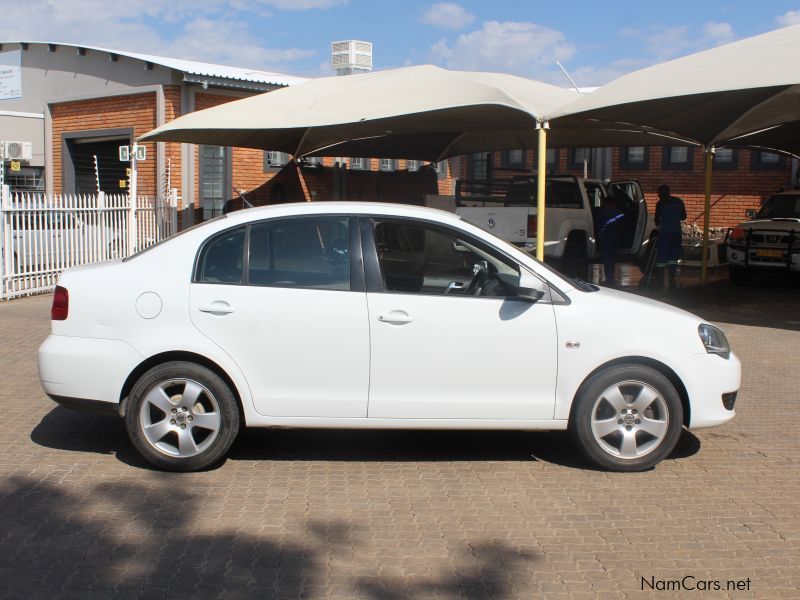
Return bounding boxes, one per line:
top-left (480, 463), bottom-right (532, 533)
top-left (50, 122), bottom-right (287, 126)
top-left (38, 334), bottom-right (143, 410)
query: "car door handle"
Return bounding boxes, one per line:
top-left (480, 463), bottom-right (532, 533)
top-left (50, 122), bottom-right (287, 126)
top-left (199, 302), bottom-right (235, 316)
top-left (378, 310), bottom-right (413, 325)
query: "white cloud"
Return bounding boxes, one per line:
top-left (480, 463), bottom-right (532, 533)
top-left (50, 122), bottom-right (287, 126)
top-left (563, 21), bottom-right (735, 86)
top-left (0, 0), bottom-right (318, 72)
top-left (163, 18), bottom-right (315, 69)
top-left (429, 21), bottom-right (575, 78)
top-left (702, 21), bottom-right (735, 44)
top-left (420, 3), bottom-right (475, 30)
top-left (255, 0), bottom-right (347, 9)
top-left (621, 21), bottom-right (735, 61)
top-left (569, 58), bottom-right (651, 87)
top-left (776, 10), bottom-right (800, 26)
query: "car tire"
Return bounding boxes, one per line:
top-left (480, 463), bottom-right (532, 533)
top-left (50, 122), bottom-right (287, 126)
top-left (729, 266), bottom-right (753, 286)
top-left (570, 364), bottom-right (683, 472)
top-left (125, 361), bottom-right (240, 472)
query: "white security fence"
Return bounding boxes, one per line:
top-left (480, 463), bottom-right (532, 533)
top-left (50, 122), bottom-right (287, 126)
top-left (0, 186), bottom-right (178, 300)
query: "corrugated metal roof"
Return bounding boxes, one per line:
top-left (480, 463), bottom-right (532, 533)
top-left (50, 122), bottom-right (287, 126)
top-left (0, 41), bottom-right (309, 87)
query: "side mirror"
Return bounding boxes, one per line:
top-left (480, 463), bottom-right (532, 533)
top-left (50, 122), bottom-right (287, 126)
top-left (516, 269), bottom-right (546, 303)
top-left (745, 209), bottom-right (757, 219)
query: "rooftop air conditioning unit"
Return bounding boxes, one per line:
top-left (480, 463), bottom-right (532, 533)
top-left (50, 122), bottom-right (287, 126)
top-left (2, 141), bottom-right (33, 161)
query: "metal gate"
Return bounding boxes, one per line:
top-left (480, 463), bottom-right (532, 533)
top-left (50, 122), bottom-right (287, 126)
top-left (0, 186), bottom-right (178, 300)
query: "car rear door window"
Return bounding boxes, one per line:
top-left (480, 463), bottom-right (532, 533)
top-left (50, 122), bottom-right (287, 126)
top-left (196, 227), bottom-right (245, 284)
top-left (247, 217), bottom-right (350, 290)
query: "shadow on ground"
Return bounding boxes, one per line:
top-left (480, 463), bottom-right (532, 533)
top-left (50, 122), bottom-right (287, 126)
top-left (631, 269), bottom-right (800, 331)
top-left (0, 474), bottom-right (539, 599)
top-left (31, 406), bottom-right (701, 472)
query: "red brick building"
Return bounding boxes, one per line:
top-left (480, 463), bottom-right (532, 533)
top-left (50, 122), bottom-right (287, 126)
top-left (461, 145), bottom-right (797, 228)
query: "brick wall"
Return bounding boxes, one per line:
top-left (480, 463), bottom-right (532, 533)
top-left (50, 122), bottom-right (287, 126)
top-left (163, 86), bottom-right (183, 194)
top-left (192, 92), bottom-right (279, 207)
top-left (51, 92), bottom-right (158, 195)
top-left (613, 146), bottom-right (792, 228)
top-left (459, 147), bottom-right (794, 227)
top-left (245, 163), bottom-right (441, 206)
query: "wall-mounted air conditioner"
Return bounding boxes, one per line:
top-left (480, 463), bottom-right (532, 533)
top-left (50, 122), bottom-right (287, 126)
top-left (2, 141), bottom-right (33, 161)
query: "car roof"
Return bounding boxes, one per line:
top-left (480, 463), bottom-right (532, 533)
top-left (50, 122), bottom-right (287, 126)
top-left (221, 201), bottom-right (464, 225)
top-left (768, 189), bottom-right (800, 197)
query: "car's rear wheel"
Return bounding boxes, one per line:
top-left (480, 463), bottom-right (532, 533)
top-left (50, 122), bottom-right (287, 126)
top-left (125, 361), bottom-right (240, 472)
top-left (570, 364), bottom-right (683, 471)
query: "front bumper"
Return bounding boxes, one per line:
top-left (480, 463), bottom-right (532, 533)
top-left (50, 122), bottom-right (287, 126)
top-left (38, 334), bottom-right (143, 411)
top-left (727, 246), bottom-right (800, 271)
top-left (681, 351), bottom-right (741, 429)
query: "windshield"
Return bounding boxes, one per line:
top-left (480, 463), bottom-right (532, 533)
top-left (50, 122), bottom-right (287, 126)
top-left (756, 194), bottom-right (800, 219)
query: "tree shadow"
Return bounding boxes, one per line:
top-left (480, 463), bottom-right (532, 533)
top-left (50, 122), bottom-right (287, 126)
top-left (0, 476), bottom-right (538, 598)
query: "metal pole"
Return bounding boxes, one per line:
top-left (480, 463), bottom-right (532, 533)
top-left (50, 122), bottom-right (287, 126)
top-left (128, 151), bottom-right (138, 256)
top-left (0, 184), bottom-right (8, 300)
top-left (701, 148), bottom-right (714, 284)
top-left (536, 122), bottom-right (548, 261)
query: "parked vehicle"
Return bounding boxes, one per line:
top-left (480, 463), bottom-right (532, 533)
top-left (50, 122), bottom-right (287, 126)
top-left (455, 175), bottom-right (657, 275)
top-left (6, 208), bottom-right (122, 272)
top-left (39, 202), bottom-right (739, 472)
top-left (727, 190), bottom-right (800, 284)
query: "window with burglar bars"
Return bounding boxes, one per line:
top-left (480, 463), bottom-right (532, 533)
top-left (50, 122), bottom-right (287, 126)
top-left (349, 157), bottom-right (367, 170)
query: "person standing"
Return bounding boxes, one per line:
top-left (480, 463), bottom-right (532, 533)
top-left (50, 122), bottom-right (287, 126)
top-left (655, 184), bottom-right (687, 290)
top-left (596, 195), bottom-right (625, 286)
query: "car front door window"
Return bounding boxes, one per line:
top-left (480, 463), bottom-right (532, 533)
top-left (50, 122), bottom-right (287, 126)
top-left (373, 221), bottom-right (520, 298)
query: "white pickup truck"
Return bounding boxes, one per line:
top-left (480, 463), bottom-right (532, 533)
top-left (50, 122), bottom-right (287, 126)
top-left (726, 189), bottom-right (800, 284)
top-left (455, 175), bottom-right (657, 276)
top-left (4, 210), bottom-right (122, 273)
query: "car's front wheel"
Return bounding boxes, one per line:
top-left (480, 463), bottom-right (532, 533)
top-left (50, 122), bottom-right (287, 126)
top-left (570, 364), bottom-right (683, 471)
top-left (125, 361), bottom-right (240, 471)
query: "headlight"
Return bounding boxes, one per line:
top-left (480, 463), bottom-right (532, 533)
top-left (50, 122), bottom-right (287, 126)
top-left (698, 324), bottom-right (731, 359)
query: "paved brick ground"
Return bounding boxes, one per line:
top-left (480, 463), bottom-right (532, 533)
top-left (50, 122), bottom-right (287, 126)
top-left (1, 276), bottom-right (799, 599)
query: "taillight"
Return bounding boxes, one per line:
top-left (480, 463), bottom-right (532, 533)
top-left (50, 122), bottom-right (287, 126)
top-left (730, 227), bottom-right (746, 242)
top-left (527, 215), bottom-right (538, 236)
top-left (51, 286), bottom-right (69, 321)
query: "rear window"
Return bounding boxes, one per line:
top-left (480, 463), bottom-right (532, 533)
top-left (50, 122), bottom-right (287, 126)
top-left (756, 194), bottom-right (800, 219)
top-left (505, 178), bottom-right (584, 209)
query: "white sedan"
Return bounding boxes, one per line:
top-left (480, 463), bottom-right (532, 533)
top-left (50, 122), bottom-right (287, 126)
top-left (38, 202), bottom-right (740, 472)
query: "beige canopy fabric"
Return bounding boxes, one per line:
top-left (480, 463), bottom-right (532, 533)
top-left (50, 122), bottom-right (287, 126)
top-left (550, 24), bottom-right (800, 151)
top-left (141, 65), bottom-right (580, 160)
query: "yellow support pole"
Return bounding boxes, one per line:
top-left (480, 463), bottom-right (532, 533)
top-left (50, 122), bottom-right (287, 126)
top-left (701, 148), bottom-right (714, 284)
top-left (536, 122), bottom-right (548, 261)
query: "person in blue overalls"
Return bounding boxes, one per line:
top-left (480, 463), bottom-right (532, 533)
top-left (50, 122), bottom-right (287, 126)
top-left (597, 194), bottom-right (625, 287)
top-left (655, 184), bottom-right (687, 290)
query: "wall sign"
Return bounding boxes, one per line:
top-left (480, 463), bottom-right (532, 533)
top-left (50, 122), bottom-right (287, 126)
top-left (0, 50), bottom-right (22, 100)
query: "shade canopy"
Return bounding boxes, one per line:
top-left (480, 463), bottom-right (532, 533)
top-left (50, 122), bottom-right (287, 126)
top-left (550, 24), bottom-right (800, 151)
top-left (142, 64), bottom-right (582, 161)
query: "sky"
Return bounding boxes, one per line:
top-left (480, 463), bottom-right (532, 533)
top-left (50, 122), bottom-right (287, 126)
top-left (1, 1), bottom-right (800, 85)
